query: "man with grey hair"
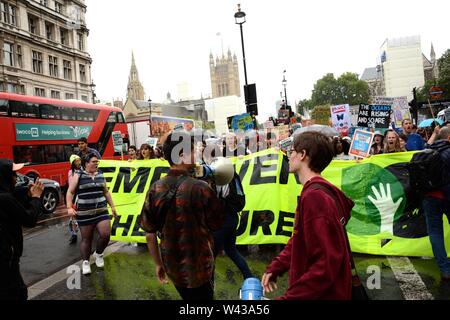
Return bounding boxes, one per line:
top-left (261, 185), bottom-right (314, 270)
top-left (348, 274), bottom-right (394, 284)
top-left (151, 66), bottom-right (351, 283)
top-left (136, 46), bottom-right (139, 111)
top-left (422, 125), bottom-right (450, 283)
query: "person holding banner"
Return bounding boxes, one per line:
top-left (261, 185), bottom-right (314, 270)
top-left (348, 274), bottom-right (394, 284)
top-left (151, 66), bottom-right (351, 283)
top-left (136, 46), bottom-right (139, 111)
top-left (140, 131), bottom-right (225, 300)
top-left (127, 145), bottom-right (138, 161)
top-left (138, 144), bottom-right (156, 160)
top-left (261, 132), bottom-right (354, 300)
top-left (383, 130), bottom-right (405, 154)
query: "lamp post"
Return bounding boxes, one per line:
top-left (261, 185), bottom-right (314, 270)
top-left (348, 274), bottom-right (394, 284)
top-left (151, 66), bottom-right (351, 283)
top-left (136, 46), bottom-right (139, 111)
top-left (282, 70), bottom-right (288, 110)
top-left (90, 81), bottom-right (96, 104)
top-left (234, 4), bottom-right (248, 87)
top-left (148, 97), bottom-right (152, 136)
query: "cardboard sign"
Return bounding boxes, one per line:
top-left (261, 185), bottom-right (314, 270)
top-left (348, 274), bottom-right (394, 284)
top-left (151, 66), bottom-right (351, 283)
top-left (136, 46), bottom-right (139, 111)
top-left (145, 137), bottom-right (158, 148)
top-left (112, 131), bottom-right (123, 153)
top-left (349, 129), bottom-right (374, 158)
top-left (331, 104), bottom-right (351, 136)
top-left (357, 104), bottom-right (391, 129)
top-left (374, 96), bottom-right (409, 127)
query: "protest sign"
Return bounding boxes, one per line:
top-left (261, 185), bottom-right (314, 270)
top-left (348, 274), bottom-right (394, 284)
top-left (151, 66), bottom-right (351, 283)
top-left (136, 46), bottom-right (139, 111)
top-left (331, 104), bottom-right (351, 136)
top-left (357, 104), bottom-right (391, 129)
top-left (349, 129), bottom-right (374, 158)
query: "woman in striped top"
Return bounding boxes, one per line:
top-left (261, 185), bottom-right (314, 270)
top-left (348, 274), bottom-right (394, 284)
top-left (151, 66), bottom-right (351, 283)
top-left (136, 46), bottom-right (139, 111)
top-left (66, 153), bottom-right (118, 275)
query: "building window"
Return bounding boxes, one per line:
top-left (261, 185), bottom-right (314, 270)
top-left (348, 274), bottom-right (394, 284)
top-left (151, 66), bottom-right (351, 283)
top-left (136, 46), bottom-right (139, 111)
top-left (0, 2), bottom-right (16, 25)
top-left (63, 60), bottom-right (72, 80)
top-left (49, 56), bottom-right (58, 77)
top-left (34, 87), bottom-right (45, 97)
top-left (60, 28), bottom-right (68, 45)
top-left (16, 45), bottom-right (22, 68)
top-left (81, 95), bottom-right (88, 103)
top-left (77, 33), bottom-right (84, 51)
top-left (45, 22), bottom-right (54, 40)
top-left (28, 15), bottom-right (38, 35)
top-left (3, 42), bottom-right (13, 66)
top-left (32, 51), bottom-right (43, 74)
top-left (51, 90), bottom-right (60, 99)
top-left (65, 93), bottom-right (74, 100)
top-left (40, 0), bottom-right (48, 7)
top-left (54, 1), bottom-right (63, 14)
top-left (79, 64), bottom-right (86, 83)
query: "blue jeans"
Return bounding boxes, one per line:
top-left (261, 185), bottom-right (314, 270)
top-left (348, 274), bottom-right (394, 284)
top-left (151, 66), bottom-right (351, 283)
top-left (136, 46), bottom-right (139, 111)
top-left (213, 213), bottom-right (254, 280)
top-left (423, 196), bottom-right (450, 277)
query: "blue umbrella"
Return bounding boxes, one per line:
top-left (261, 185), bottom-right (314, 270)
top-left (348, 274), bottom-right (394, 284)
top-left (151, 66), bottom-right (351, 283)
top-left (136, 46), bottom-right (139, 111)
top-left (418, 118), bottom-right (444, 128)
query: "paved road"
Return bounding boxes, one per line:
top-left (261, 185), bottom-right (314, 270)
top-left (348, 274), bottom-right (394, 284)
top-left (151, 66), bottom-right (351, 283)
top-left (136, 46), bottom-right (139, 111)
top-left (20, 205), bottom-right (450, 300)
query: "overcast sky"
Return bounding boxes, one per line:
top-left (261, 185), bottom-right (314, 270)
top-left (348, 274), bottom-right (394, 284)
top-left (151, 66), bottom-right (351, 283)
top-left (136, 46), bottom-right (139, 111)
top-left (86, 0), bottom-right (450, 120)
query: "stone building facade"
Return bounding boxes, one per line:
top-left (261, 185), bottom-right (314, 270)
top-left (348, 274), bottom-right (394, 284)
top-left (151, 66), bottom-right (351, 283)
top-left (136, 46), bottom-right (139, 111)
top-left (209, 50), bottom-right (241, 98)
top-left (0, 0), bottom-right (93, 101)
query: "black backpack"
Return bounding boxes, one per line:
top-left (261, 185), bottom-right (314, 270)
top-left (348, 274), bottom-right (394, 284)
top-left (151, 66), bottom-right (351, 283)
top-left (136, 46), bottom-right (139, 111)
top-left (408, 143), bottom-right (450, 194)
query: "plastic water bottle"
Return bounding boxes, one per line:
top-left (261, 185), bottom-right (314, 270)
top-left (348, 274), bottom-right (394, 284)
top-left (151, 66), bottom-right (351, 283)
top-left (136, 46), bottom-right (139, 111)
top-left (239, 278), bottom-right (264, 300)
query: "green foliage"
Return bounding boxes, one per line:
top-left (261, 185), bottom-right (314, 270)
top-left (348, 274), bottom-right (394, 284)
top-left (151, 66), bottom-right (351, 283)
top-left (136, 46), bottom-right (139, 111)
top-left (437, 49), bottom-right (450, 100)
top-left (297, 99), bottom-right (314, 114)
top-left (310, 73), bottom-right (370, 107)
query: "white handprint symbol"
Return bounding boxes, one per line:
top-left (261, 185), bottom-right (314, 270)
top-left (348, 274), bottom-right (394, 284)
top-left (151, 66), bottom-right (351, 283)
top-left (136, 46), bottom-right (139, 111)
top-left (368, 183), bottom-right (403, 235)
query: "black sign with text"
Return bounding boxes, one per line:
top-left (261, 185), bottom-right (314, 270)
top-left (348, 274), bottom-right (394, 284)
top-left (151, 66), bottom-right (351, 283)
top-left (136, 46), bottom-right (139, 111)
top-left (357, 104), bottom-right (392, 128)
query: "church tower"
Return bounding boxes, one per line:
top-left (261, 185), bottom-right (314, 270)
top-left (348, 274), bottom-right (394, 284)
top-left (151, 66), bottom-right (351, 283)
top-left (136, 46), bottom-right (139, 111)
top-left (209, 49), bottom-right (241, 98)
top-left (127, 52), bottom-right (145, 100)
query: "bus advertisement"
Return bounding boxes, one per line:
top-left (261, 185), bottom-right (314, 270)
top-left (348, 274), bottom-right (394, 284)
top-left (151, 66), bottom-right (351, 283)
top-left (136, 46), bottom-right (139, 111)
top-left (0, 93), bottom-right (129, 188)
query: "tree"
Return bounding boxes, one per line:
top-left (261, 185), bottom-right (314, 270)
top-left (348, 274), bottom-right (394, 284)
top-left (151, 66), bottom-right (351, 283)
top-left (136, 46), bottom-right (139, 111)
top-left (310, 73), bottom-right (370, 107)
top-left (296, 99), bottom-right (314, 115)
top-left (437, 49), bottom-right (450, 100)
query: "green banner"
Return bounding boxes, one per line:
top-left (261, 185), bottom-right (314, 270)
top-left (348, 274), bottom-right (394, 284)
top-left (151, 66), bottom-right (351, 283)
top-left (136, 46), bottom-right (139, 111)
top-left (100, 150), bottom-right (450, 257)
top-left (15, 124), bottom-right (92, 141)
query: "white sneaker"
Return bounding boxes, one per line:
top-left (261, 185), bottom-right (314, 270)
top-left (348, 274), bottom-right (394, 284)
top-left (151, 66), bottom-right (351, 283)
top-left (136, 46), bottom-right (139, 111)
top-left (82, 260), bottom-right (91, 275)
top-left (93, 252), bottom-right (104, 268)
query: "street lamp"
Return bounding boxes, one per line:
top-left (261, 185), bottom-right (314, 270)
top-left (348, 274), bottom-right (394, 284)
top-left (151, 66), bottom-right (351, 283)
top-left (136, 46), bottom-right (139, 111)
top-left (148, 97), bottom-right (152, 136)
top-left (282, 70), bottom-right (288, 109)
top-left (90, 81), bottom-right (96, 104)
top-left (234, 4), bottom-right (248, 87)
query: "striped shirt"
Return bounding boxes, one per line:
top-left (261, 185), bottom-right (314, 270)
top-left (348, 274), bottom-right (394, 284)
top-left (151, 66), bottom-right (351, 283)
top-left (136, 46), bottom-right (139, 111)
top-left (76, 170), bottom-right (107, 216)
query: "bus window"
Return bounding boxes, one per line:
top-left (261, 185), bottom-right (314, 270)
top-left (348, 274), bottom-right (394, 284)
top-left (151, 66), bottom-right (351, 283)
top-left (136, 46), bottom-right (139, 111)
top-left (61, 107), bottom-right (76, 121)
top-left (45, 145), bottom-right (66, 163)
top-left (76, 108), bottom-right (99, 122)
top-left (107, 112), bottom-right (117, 123)
top-left (13, 145), bottom-right (45, 165)
top-left (40, 104), bottom-right (62, 120)
top-left (0, 99), bottom-right (9, 116)
top-left (117, 112), bottom-right (126, 123)
top-left (10, 101), bottom-right (39, 118)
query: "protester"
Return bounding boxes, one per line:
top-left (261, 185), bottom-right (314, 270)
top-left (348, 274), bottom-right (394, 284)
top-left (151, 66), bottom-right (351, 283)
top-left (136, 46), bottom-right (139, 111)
top-left (0, 159), bottom-right (44, 300)
top-left (383, 130), bottom-right (405, 153)
top-left (128, 145), bottom-right (138, 161)
top-left (398, 133), bottom-right (408, 151)
top-left (370, 131), bottom-right (384, 155)
top-left (422, 127), bottom-right (450, 283)
top-left (402, 119), bottom-right (424, 151)
top-left (140, 131), bottom-right (225, 300)
top-left (261, 132), bottom-right (354, 299)
top-left (67, 155), bottom-right (81, 244)
top-left (138, 144), bottom-right (156, 160)
top-left (66, 153), bottom-right (118, 275)
top-left (77, 137), bottom-right (101, 161)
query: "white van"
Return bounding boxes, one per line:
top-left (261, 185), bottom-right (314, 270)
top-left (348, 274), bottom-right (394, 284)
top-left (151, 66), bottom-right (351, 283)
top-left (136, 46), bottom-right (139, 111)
top-left (438, 107), bottom-right (449, 122)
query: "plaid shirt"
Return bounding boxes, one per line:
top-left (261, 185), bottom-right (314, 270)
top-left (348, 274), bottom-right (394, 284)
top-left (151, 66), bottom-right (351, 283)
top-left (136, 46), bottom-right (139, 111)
top-left (142, 169), bottom-right (225, 288)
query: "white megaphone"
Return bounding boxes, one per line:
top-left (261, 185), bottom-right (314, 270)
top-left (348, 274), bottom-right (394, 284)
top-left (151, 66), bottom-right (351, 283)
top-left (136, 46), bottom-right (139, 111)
top-left (196, 157), bottom-right (235, 186)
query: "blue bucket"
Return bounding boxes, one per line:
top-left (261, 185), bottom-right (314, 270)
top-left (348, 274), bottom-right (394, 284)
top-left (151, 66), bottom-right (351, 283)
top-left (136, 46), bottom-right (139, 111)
top-left (239, 277), bottom-right (264, 300)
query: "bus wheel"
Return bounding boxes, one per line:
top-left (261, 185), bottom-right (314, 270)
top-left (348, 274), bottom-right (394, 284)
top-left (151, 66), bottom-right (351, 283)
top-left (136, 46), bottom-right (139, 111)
top-left (42, 189), bottom-right (59, 215)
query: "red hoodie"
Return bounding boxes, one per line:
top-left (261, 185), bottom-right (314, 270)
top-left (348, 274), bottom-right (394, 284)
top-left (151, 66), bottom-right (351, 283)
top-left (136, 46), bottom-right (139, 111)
top-left (266, 176), bottom-right (354, 300)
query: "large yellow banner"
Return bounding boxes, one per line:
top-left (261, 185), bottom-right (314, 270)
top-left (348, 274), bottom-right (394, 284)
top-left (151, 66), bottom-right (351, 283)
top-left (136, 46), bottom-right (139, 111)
top-left (100, 149), bottom-right (450, 257)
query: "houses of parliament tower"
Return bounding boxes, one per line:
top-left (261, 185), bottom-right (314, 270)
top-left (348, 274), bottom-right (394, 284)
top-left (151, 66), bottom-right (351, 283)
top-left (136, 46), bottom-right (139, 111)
top-left (209, 50), bottom-right (241, 98)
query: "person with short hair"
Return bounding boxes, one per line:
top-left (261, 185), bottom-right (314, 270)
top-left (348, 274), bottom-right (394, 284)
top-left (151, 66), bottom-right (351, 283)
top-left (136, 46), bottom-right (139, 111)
top-left (66, 153), bottom-right (117, 275)
top-left (77, 137), bottom-right (101, 161)
top-left (262, 132), bottom-right (354, 300)
top-left (128, 145), bottom-right (138, 161)
top-left (141, 131), bottom-right (225, 300)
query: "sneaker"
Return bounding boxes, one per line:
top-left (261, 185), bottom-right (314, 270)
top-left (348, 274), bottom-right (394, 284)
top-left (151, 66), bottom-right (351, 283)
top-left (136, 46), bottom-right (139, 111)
top-left (93, 252), bottom-right (104, 268)
top-left (82, 260), bottom-right (91, 275)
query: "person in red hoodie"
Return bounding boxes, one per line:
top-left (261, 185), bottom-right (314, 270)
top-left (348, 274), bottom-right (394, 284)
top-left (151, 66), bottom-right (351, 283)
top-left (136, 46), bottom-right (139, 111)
top-left (262, 131), bottom-right (354, 300)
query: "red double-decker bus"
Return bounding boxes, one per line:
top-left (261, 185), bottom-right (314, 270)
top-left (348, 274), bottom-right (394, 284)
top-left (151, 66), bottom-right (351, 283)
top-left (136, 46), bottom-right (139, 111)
top-left (0, 93), bottom-right (129, 187)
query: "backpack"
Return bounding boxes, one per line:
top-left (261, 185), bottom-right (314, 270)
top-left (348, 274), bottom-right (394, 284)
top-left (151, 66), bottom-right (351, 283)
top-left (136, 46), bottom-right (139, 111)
top-left (408, 143), bottom-right (450, 194)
